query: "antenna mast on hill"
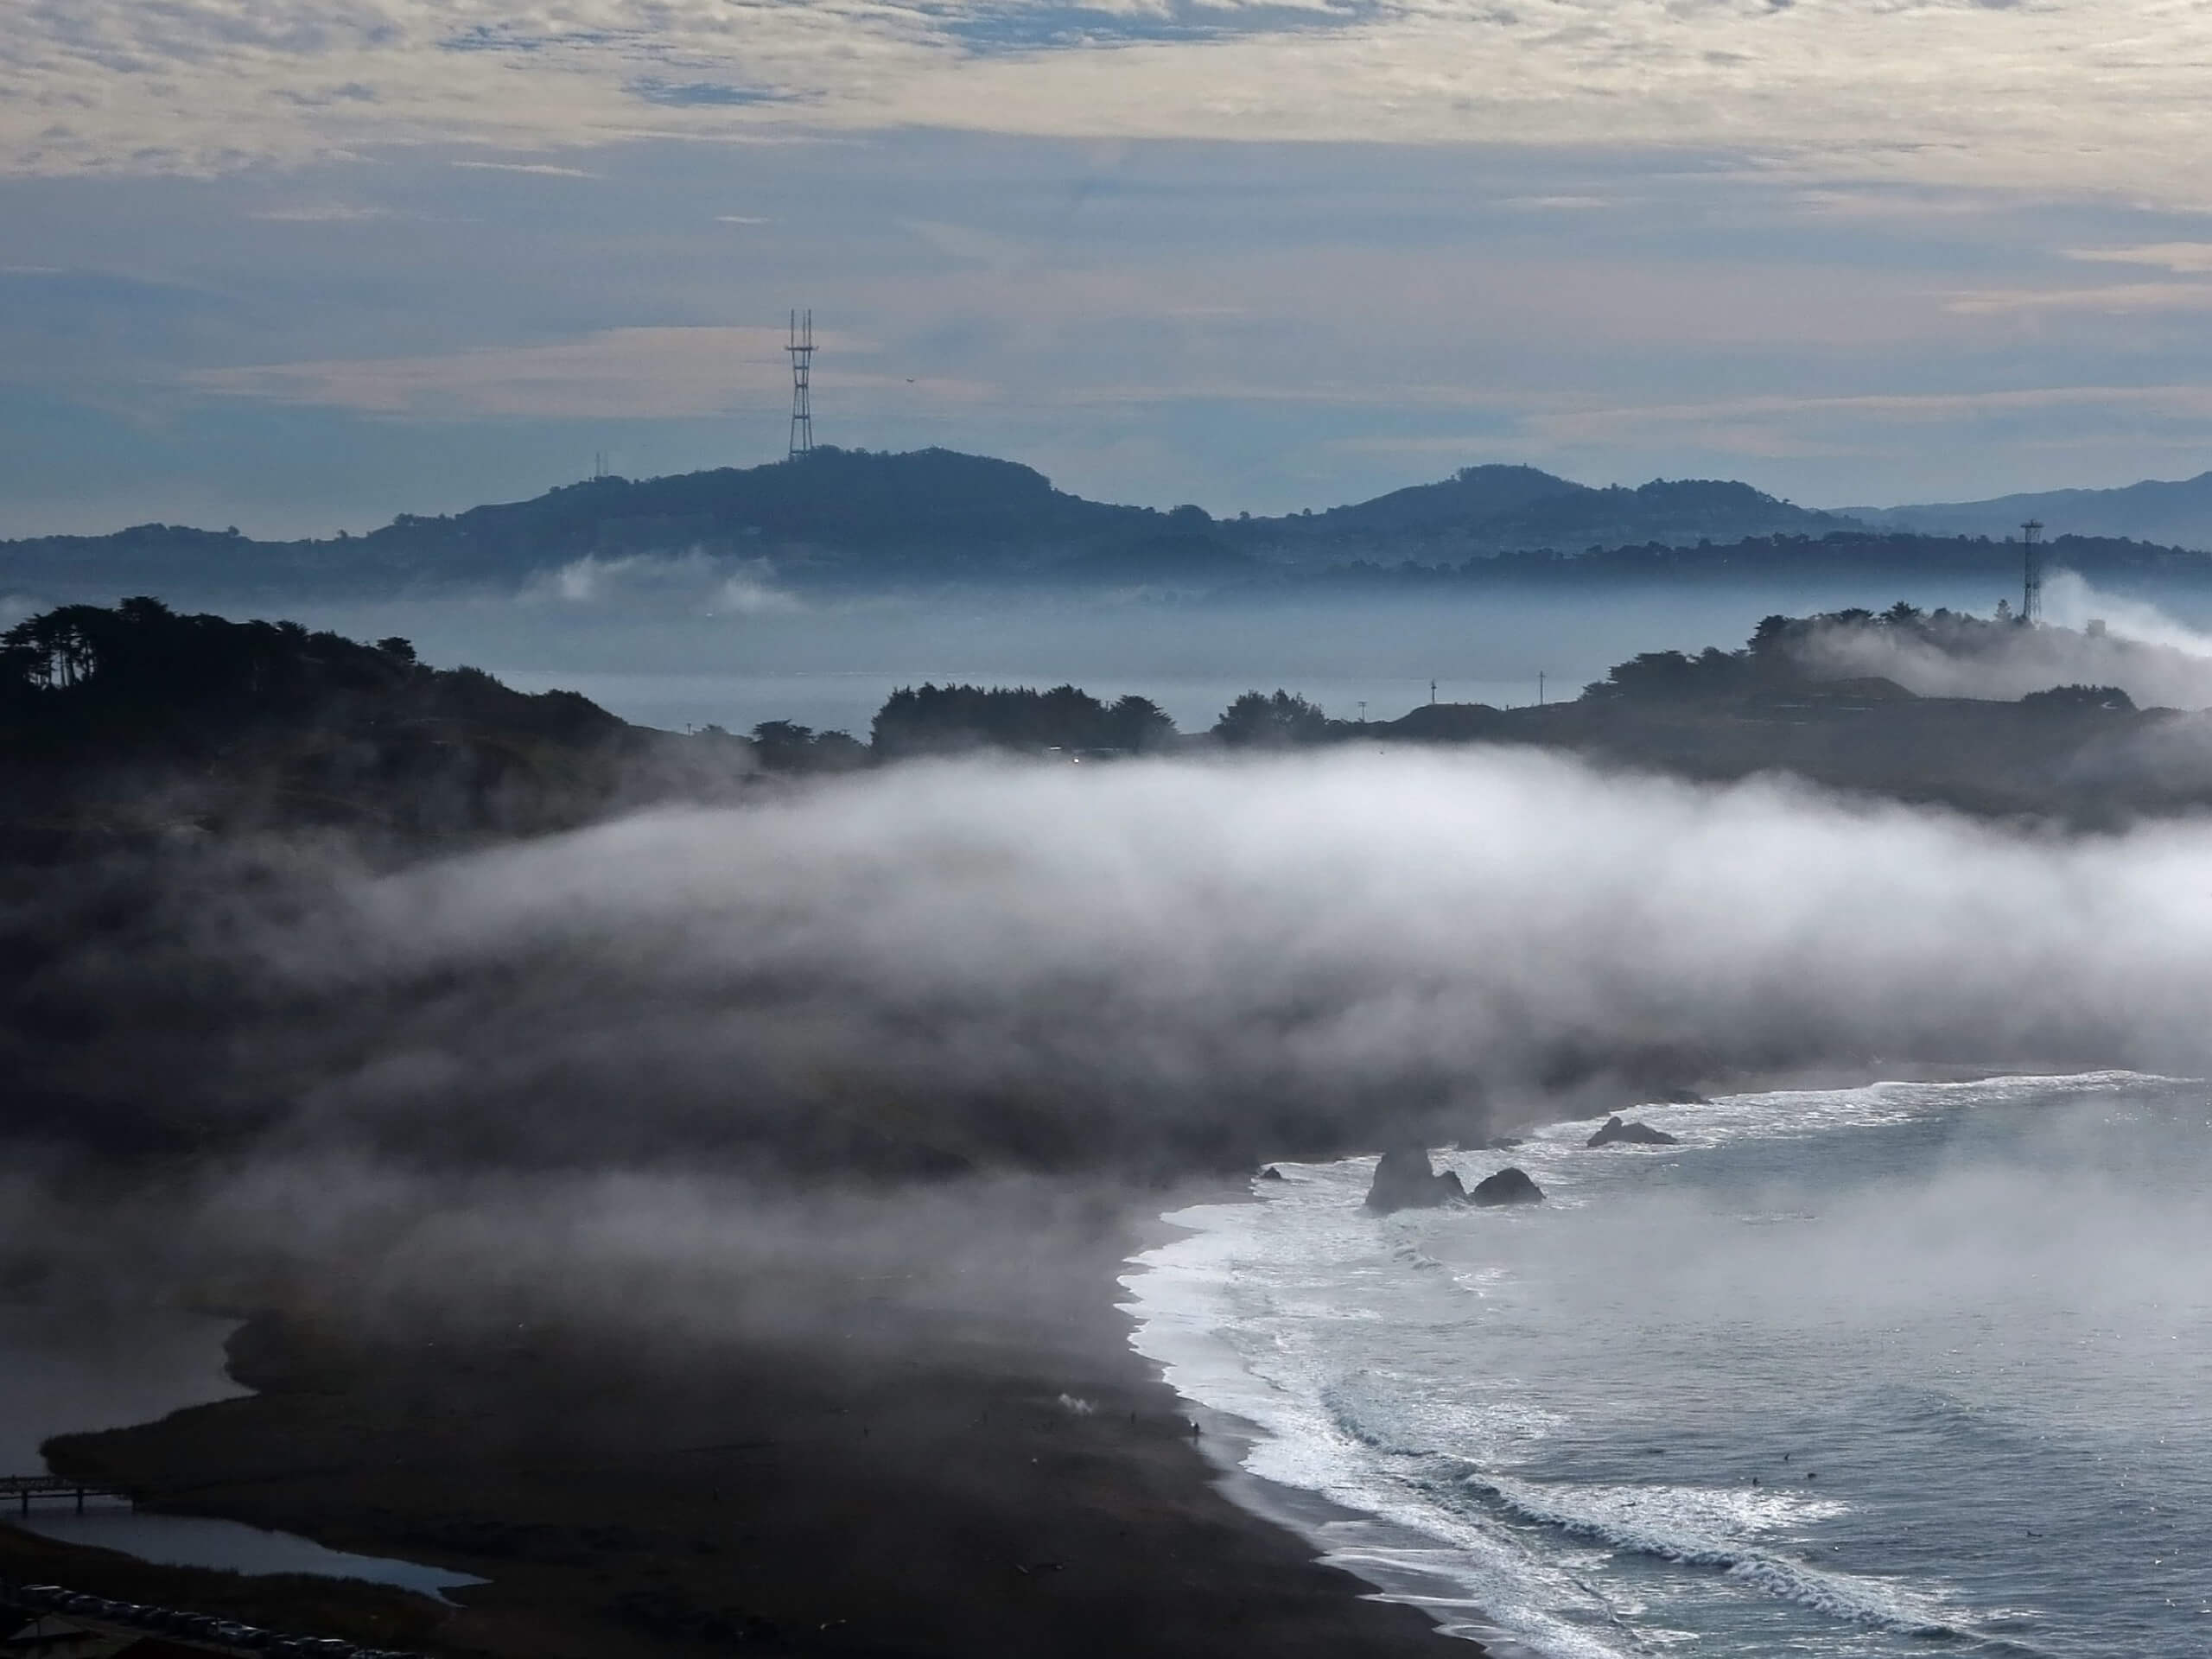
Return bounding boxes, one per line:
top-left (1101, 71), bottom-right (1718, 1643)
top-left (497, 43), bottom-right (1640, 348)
top-left (2020, 518), bottom-right (2044, 625)
top-left (786, 308), bottom-right (815, 461)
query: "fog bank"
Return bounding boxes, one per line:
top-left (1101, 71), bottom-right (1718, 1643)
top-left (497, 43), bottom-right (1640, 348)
top-left (65, 748), bottom-right (2212, 1164)
top-left (12, 746), bottom-right (2212, 1336)
top-left (1799, 573), bottom-right (2212, 707)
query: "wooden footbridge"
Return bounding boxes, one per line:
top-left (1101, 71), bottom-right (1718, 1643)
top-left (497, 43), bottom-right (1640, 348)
top-left (0, 1475), bottom-right (132, 1516)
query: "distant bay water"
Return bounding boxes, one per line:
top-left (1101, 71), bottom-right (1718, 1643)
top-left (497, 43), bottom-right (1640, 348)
top-left (232, 573), bottom-right (2030, 737)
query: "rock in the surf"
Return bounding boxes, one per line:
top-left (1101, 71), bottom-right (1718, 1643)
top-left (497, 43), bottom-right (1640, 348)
top-left (1586, 1114), bottom-right (1678, 1147)
top-left (1365, 1147), bottom-right (1466, 1212)
top-left (1468, 1167), bottom-right (1544, 1207)
top-left (1258, 1166), bottom-right (1286, 1182)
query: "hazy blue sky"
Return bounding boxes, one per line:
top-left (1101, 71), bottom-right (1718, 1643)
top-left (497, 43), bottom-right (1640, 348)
top-left (11, 0), bottom-right (2212, 536)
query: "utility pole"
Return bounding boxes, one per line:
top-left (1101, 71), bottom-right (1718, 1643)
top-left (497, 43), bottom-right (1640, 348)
top-left (786, 308), bottom-right (815, 460)
top-left (2020, 518), bottom-right (2044, 625)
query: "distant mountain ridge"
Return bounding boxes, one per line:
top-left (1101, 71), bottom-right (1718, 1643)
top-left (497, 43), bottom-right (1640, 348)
top-left (0, 448), bottom-right (1153, 594)
top-left (1266, 464), bottom-right (1851, 551)
top-left (3, 445), bottom-right (2205, 600)
top-left (1844, 469), bottom-right (2212, 551)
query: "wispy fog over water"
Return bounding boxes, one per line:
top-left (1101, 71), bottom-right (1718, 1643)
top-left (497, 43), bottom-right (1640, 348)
top-left (1128, 1074), bottom-right (2212, 1657)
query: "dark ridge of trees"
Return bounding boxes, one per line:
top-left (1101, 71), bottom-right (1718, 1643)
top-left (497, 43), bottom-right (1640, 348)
top-left (1211, 690), bottom-right (1336, 748)
top-left (0, 596), bottom-right (620, 752)
top-left (870, 683), bottom-right (1177, 758)
top-left (866, 683), bottom-right (1349, 758)
top-left (747, 720), bottom-right (869, 773)
top-left (1580, 645), bottom-right (1760, 703)
top-left (9, 592), bottom-right (2200, 862)
top-left (1577, 601), bottom-right (2056, 703)
top-left (0, 599), bottom-right (755, 855)
top-left (1288, 529), bottom-right (2212, 591)
top-left (2022, 683), bottom-right (2135, 712)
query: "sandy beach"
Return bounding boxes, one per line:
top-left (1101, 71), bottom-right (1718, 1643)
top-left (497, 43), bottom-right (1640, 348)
top-left (18, 1208), bottom-right (1469, 1659)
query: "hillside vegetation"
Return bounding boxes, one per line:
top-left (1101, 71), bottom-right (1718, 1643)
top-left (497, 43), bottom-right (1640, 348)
top-left (0, 597), bottom-right (755, 855)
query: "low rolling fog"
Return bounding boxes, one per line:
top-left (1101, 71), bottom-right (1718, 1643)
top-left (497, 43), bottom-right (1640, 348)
top-left (13, 741), bottom-right (2212, 1347)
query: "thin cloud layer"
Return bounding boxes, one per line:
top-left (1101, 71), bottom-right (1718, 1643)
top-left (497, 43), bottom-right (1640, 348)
top-left (13, 0), bottom-right (2212, 206)
top-left (188, 326), bottom-right (989, 420)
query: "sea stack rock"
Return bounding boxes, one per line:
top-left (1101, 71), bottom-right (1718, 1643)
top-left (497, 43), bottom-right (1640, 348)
top-left (1586, 1115), bottom-right (1679, 1148)
top-left (1365, 1147), bottom-right (1466, 1213)
top-left (1258, 1166), bottom-right (1286, 1182)
top-left (1469, 1167), bottom-right (1544, 1207)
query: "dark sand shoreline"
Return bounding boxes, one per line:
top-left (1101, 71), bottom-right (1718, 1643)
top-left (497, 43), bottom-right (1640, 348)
top-left (18, 1199), bottom-right (1471, 1659)
top-left (11, 1065), bottom-right (2098, 1656)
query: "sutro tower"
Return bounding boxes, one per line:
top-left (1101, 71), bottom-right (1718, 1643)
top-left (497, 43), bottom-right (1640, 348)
top-left (2020, 518), bottom-right (2044, 625)
top-left (785, 308), bottom-right (815, 460)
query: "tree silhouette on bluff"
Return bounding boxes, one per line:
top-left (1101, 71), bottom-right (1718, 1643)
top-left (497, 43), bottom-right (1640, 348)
top-left (1212, 690), bottom-right (1332, 748)
top-left (0, 597), bottom-right (423, 735)
top-left (0, 595), bottom-right (623, 749)
top-left (870, 683), bottom-right (1175, 757)
top-left (0, 597), bottom-right (665, 849)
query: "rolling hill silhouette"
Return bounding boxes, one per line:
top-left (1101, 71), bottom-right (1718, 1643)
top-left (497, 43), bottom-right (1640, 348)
top-left (1845, 469), bottom-right (2212, 550)
top-left (0, 448), bottom-right (1853, 596)
top-left (7, 446), bottom-right (2211, 598)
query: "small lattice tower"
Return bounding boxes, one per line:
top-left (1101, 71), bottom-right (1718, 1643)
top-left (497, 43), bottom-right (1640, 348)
top-left (2020, 518), bottom-right (2044, 625)
top-left (785, 308), bottom-right (815, 460)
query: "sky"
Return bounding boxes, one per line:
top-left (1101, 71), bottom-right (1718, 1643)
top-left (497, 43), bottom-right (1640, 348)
top-left (11, 0), bottom-right (2212, 537)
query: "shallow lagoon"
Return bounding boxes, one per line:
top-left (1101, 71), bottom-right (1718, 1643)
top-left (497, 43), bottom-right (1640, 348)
top-left (0, 1306), bottom-right (480, 1599)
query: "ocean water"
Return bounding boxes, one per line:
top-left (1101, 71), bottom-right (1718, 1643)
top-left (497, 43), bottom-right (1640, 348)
top-left (1122, 1073), bottom-right (2212, 1657)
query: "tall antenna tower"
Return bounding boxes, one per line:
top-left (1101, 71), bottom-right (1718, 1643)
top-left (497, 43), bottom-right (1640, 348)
top-left (785, 308), bottom-right (815, 460)
top-left (2020, 518), bottom-right (2044, 625)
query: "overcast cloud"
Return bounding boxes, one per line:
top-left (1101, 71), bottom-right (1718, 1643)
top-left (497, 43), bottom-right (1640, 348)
top-left (11, 1), bottom-right (2212, 531)
top-left (15, 0), bottom-right (2212, 200)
